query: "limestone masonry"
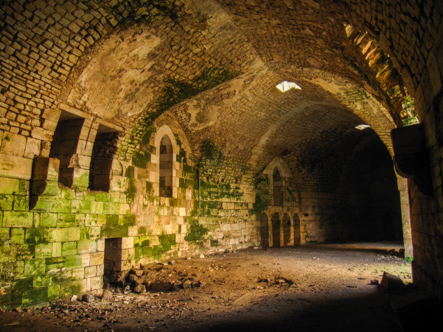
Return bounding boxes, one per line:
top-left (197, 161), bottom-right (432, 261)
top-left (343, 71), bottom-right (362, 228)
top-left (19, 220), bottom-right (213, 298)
top-left (0, 0), bottom-right (443, 308)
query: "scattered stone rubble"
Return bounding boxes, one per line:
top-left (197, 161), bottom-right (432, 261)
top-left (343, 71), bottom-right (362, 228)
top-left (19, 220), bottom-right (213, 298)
top-left (105, 260), bottom-right (206, 295)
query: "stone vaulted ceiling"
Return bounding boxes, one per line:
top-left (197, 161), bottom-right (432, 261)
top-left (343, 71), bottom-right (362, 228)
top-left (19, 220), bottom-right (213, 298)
top-left (2, 0), bottom-right (409, 184)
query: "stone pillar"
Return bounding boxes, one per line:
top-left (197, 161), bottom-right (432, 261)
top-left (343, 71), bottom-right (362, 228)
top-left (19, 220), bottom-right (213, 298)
top-left (71, 119), bottom-right (99, 188)
top-left (397, 175), bottom-right (413, 258)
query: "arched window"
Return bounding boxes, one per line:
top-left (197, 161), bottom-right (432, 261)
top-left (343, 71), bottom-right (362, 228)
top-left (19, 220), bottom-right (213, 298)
top-left (273, 168), bottom-right (283, 206)
top-left (283, 213), bottom-right (291, 246)
top-left (260, 213), bottom-right (269, 247)
top-left (293, 213), bottom-right (301, 245)
top-left (159, 135), bottom-right (173, 197)
top-left (272, 213), bottom-right (281, 247)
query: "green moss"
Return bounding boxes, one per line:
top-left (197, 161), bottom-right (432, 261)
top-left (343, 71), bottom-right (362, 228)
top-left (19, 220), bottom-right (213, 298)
top-left (250, 172), bottom-right (271, 217)
top-left (146, 182), bottom-right (153, 194)
top-left (152, 245), bottom-right (163, 259)
top-left (157, 67), bottom-right (239, 115)
top-left (22, 288), bottom-right (49, 306)
top-left (184, 219), bottom-right (209, 242)
top-left (159, 233), bottom-right (176, 252)
top-left (106, 215), bottom-right (119, 226)
top-left (198, 180), bottom-right (243, 201)
top-left (101, 225), bottom-right (129, 238)
top-left (126, 178), bottom-right (137, 202)
top-left (122, 214), bottom-right (136, 226)
top-left (132, 151), bottom-right (150, 168)
top-left (25, 228), bottom-right (50, 244)
top-left (200, 138), bottom-right (222, 162)
top-left (125, 166), bottom-right (135, 179)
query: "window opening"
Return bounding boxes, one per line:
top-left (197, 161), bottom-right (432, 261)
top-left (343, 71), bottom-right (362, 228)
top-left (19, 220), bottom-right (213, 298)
top-left (273, 168), bottom-right (283, 206)
top-left (159, 135), bottom-right (173, 197)
top-left (283, 213), bottom-right (291, 246)
top-left (272, 213), bottom-right (281, 247)
top-left (89, 124), bottom-right (119, 192)
top-left (49, 111), bottom-right (84, 188)
top-left (355, 124), bottom-right (371, 130)
top-left (276, 81), bottom-right (302, 93)
top-left (104, 238), bottom-right (123, 288)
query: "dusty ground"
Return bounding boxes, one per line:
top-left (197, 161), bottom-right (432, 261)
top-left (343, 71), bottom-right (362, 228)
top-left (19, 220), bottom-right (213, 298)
top-left (0, 243), bottom-right (413, 332)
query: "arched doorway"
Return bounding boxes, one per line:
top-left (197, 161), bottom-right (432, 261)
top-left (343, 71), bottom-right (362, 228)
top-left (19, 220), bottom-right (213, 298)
top-left (273, 168), bottom-right (283, 206)
top-left (272, 213), bottom-right (281, 247)
top-left (260, 213), bottom-right (269, 247)
top-left (293, 213), bottom-right (301, 245)
top-left (283, 213), bottom-right (291, 246)
top-left (159, 135), bottom-right (173, 197)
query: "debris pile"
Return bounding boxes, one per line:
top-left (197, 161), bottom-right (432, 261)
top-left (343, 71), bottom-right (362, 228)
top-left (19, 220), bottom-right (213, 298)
top-left (106, 261), bottom-right (204, 294)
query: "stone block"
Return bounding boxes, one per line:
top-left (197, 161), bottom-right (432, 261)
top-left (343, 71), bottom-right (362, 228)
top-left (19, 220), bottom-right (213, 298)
top-left (56, 213), bottom-right (76, 227)
top-left (89, 252), bottom-right (104, 266)
top-left (97, 238), bottom-right (105, 252)
top-left (101, 225), bottom-right (128, 238)
top-left (77, 239), bottom-right (97, 253)
top-left (31, 195), bottom-right (55, 211)
top-left (65, 254), bottom-right (83, 269)
top-left (62, 242), bottom-right (78, 256)
top-left (89, 276), bottom-right (103, 291)
top-left (45, 257), bottom-right (66, 273)
top-left (77, 154), bottom-right (91, 169)
top-left (52, 242), bottom-right (61, 257)
top-left (96, 264), bottom-right (104, 276)
top-left (24, 137), bottom-right (41, 158)
top-left (121, 237), bottom-right (134, 249)
top-left (4, 211), bottom-right (34, 227)
top-left (40, 213), bottom-right (57, 227)
top-left (0, 177), bottom-right (20, 194)
top-left (49, 227), bottom-right (81, 242)
top-left (109, 176), bottom-right (127, 192)
top-left (0, 194), bottom-right (14, 210)
top-left (88, 226), bottom-right (101, 239)
top-left (10, 228), bottom-right (25, 244)
top-left (85, 265), bottom-right (97, 278)
top-left (0, 153), bottom-right (33, 179)
top-left (72, 167), bottom-right (89, 188)
top-left (1, 132), bottom-right (26, 156)
top-left (35, 243), bottom-right (53, 259)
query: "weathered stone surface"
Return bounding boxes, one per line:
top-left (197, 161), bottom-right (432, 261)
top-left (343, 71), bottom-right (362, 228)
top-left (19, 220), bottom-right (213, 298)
top-left (0, 0), bottom-right (442, 311)
top-left (0, 154), bottom-right (33, 180)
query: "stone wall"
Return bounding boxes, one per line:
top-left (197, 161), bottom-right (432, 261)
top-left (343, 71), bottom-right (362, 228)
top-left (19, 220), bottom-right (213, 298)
top-left (2, 0), bottom-right (443, 307)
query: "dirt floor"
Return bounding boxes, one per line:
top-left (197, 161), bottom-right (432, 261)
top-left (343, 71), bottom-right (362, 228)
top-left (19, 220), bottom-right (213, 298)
top-left (0, 243), bottom-right (414, 332)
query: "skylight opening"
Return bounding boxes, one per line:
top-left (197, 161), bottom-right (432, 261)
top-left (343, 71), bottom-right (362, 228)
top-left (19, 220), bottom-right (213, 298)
top-left (276, 81), bottom-right (302, 93)
top-left (355, 124), bottom-right (371, 130)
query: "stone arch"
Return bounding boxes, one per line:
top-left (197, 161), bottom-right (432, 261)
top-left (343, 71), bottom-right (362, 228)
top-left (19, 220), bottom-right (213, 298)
top-left (260, 212), bottom-right (270, 248)
top-left (154, 125), bottom-right (180, 198)
top-left (293, 213), bottom-right (301, 245)
top-left (271, 212), bottom-right (281, 248)
top-left (282, 213), bottom-right (291, 246)
top-left (260, 157), bottom-right (293, 206)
